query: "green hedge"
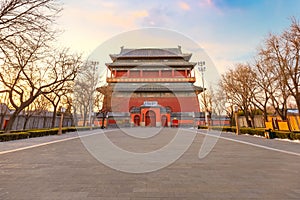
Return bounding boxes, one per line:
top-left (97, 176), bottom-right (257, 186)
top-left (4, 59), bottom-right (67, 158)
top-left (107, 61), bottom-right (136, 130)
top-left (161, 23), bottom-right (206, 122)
top-left (272, 131), bottom-right (290, 139)
top-left (198, 126), bottom-right (208, 129)
top-left (198, 126), bottom-right (237, 132)
top-left (28, 129), bottom-right (59, 138)
top-left (240, 128), bottom-right (265, 137)
top-left (272, 131), bottom-right (300, 140)
top-left (289, 132), bottom-right (300, 140)
top-left (0, 126), bottom-right (104, 142)
top-left (0, 132), bottom-right (30, 142)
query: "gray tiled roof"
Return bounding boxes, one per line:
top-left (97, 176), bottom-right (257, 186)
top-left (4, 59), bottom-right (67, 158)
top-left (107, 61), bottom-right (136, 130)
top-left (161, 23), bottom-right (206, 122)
top-left (109, 46), bottom-right (192, 62)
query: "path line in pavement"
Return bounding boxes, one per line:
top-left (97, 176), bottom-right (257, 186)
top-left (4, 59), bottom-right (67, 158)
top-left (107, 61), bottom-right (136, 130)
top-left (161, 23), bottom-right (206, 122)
top-left (2, 128), bottom-right (300, 157)
top-left (185, 129), bottom-right (300, 157)
top-left (0, 129), bottom-right (115, 155)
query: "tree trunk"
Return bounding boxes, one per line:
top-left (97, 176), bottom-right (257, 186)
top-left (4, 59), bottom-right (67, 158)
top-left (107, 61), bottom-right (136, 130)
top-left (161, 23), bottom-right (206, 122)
top-left (23, 117), bottom-right (29, 130)
top-left (4, 111), bottom-right (20, 133)
top-left (280, 107), bottom-right (287, 121)
top-left (250, 115), bottom-right (255, 128)
top-left (83, 108), bottom-right (87, 126)
top-left (263, 109), bottom-right (268, 122)
top-left (101, 112), bottom-right (106, 129)
top-left (296, 96), bottom-right (300, 117)
top-left (51, 106), bottom-right (58, 128)
top-left (0, 113), bottom-right (5, 130)
top-left (72, 107), bottom-right (78, 127)
top-left (244, 111), bottom-right (252, 127)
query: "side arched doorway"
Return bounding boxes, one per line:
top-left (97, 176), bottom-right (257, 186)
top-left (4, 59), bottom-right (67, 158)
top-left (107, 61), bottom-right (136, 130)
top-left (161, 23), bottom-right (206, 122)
top-left (161, 115), bottom-right (168, 127)
top-left (134, 115), bottom-right (140, 126)
top-left (145, 110), bottom-right (156, 127)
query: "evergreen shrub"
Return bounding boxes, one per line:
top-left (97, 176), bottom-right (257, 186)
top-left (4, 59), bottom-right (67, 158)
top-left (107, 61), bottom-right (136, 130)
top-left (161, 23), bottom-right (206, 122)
top-left (0, 132), bottom-right (30, 142)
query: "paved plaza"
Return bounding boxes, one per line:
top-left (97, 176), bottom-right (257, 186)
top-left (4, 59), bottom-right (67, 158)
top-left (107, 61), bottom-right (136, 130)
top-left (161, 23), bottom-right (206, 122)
top-left (0, 128), bottom-right (300, 199)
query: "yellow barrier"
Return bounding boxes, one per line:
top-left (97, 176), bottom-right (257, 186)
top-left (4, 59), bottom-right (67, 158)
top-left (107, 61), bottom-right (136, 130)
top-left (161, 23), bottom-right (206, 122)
top-left (265, 122), bottom-right (274, 130)
top-left (287, 116), bottom-right (300, 131)
top-left (277, 121), bottom-right (290, 131)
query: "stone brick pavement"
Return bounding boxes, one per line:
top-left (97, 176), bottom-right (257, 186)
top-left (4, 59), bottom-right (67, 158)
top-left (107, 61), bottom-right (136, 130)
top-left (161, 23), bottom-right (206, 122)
top-left (0, 128), bottom-right (299, 199)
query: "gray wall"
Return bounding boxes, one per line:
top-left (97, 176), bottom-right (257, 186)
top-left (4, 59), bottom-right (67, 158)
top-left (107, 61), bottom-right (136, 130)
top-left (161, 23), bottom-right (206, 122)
top-left (1, 114), bottom-right (73, 130)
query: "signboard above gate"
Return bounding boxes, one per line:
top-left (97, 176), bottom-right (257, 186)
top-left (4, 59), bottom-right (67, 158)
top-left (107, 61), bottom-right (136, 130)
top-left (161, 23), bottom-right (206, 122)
top-left (143, 101), bottom-right (158, 107)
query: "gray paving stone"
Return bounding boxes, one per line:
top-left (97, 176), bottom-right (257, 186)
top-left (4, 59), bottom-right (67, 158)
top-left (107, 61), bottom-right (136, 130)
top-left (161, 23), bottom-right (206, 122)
top-left (0, 128), bottom-right (299, 199)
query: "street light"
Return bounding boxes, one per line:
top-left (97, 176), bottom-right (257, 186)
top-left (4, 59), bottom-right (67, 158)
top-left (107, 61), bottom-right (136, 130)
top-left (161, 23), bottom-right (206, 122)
top-left (197, 61), bottom-right (208, 126)
top-left (88, 61), bottom-right (99, 130)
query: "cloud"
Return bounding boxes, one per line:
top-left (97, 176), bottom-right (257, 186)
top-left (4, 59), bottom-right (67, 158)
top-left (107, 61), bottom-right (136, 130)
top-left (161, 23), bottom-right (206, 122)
top-left (57, 3), bottom-right (151, 55)
top-left (178, 1), bottom-right (190, 11)
top-left (198, 0), bottom-right (215, 8)
top-left (131, 10), bottom-right (149, 18)
top-left (140, 6), bottom-right (173, 27)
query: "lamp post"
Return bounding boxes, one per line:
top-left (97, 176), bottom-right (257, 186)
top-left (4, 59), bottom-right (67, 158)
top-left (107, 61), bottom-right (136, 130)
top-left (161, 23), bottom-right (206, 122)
top-left (198, 61), bottom-right (207, 126)
top-left (58, 107), bottom-right (66, 135)
top-left (234, 105), bottom-right (240, 135)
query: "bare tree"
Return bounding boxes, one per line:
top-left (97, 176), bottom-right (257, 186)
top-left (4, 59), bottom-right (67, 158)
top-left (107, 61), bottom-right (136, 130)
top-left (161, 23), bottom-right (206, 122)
top-left (0, 48), bottom-right (81, 132)
top-left (281, 18), bottom-right (300, 113)
top-left (256, 34), bottom-right (299, 120)
top-left (255, 18), bottom-right (300, 119)
top-left (73, 83), bottom-right (89, 126)
top-left (0, 0), bottom-right (82, 132)
top-left (199, 85), bottom-right (213, 116)
top-left (211, 86), bottom-right (227, 116)
top-left (22, 94), bottom-right (50, 130)
top-left (44, 81), bottom-right (73, 128)
top-left (0, 0), bottom-right (60, 59)
top-left (97, 85), bottom-right (112, 128)
top-left (219, 17), bottom-right (300, 125)
top-left (0, 92), bottom-right (10, 130)
top-left (219, 64), bottom-right (257, 127)
top-left (251, 58), bottom-right (273, 121)
top-left (73, 61), bottom-right (100, 127)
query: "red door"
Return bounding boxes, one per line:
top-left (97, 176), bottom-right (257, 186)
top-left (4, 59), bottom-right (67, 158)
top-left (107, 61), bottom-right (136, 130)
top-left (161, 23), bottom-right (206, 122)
top-left (134, 115), bottom-right (140, 126)
top-left (145, 110), bottom-right (156, 127)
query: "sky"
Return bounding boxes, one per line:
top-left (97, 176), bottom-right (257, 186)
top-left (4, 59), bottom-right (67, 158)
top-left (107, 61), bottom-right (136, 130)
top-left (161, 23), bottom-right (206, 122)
top-left (57, 0), bottom-right (300, 75)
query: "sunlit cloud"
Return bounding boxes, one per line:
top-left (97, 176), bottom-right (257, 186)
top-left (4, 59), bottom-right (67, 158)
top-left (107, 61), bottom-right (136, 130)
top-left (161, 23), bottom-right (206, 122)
top-left (178, 1), bottom-right (190, 11)
top-left (57, 4), bottom-right (152, 55)
top-left (131, 10), bottom-right (149, 18)
top-left (199, 0), bottom-right (215, 8)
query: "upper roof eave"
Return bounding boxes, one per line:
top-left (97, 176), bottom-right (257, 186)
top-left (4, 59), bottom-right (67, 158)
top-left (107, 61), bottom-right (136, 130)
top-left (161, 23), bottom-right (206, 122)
top-left (106, 61), bottom-right (196, 66)
top-left (110, 47), bottom-right (193, 61)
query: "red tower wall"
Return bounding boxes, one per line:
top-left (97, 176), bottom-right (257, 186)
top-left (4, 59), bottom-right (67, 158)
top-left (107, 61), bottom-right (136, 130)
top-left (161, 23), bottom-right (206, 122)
top-left (111, 96), bottom-right (200, 113)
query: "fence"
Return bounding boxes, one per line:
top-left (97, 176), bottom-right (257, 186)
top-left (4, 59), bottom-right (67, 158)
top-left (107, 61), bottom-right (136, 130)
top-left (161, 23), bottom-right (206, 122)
top-left (1, 114), bottom-right (73, 131)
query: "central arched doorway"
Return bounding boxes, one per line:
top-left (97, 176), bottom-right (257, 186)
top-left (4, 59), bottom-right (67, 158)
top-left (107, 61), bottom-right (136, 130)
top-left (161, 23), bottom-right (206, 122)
top-left (145, 110), bottom-right (156, 127)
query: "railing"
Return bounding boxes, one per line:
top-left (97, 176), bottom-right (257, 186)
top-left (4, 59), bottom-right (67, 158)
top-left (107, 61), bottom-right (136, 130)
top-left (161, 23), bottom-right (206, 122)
top-left (107, 77), bottom-right (196, 83)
